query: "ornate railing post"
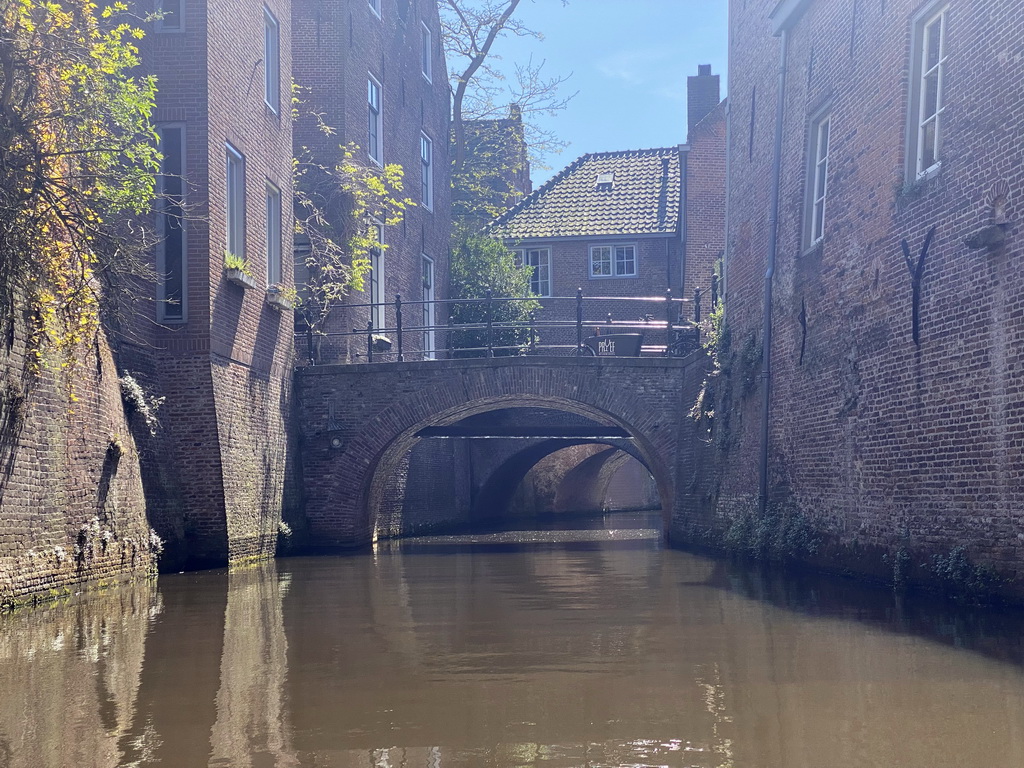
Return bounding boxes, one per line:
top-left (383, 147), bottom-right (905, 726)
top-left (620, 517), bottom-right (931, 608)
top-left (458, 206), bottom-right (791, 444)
top-left (694, 287), bottom-right (702, 323)
top-left (576, 288), bottom-right (584, 354)
top-left (307, 326), bottom-right (315, 366)
top-left (395, 294), bottom-right (404, 362)
top-left (711, 273), bottom-right (719, 310)
top-left (665, 289), bottom-right (674, 356)
top-left (366, 319), bottom-right (374, 362)
top-left (485, 289), bottom-right (494, 358)
top-left (529, 310), bottom-right (537, 354)
top-left (447, 315), bottom-right (454, 359)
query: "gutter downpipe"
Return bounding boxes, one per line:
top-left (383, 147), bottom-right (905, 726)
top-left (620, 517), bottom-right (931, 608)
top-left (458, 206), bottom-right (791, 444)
top-left (759, 28), bottom-right (791, 518)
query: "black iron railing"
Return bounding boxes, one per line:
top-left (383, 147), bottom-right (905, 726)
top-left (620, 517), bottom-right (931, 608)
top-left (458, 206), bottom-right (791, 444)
top-left (296, 288), bottom-right (711, 366)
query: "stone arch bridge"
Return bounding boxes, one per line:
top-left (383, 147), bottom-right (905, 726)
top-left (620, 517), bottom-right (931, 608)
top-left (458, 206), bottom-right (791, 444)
top-left (296, 355), bottom-right (710, 548)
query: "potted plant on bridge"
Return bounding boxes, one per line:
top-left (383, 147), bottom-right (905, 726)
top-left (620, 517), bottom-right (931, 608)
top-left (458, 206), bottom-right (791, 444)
top-left (371, 334), bottom-right (392, 353)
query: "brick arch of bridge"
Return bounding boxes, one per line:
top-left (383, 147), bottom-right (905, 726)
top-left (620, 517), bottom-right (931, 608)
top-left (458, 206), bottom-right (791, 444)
top-left (554, 446), bottom-right (646, 514)
top-left (298, 359), bottom-right (690, 547)
top-left (473, 439), bottom-right (652, 521)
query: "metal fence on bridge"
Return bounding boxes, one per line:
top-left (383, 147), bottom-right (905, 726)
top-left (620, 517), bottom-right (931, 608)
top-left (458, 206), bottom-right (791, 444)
top-left (295, 284), bottom-right (719, 366)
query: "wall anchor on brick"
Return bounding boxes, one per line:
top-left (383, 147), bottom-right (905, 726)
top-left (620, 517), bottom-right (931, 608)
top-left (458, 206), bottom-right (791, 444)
top-left (900, 225), bottom-right (937, 347)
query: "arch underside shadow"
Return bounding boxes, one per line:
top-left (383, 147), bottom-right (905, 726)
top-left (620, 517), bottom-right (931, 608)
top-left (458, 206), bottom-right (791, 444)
top-left (364, 400), bottom-right (672, 544)
top-left (472, 439), bottom-right (655, 527)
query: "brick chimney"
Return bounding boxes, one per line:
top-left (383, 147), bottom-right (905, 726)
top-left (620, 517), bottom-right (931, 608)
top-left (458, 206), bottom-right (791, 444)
top-left (687, 64), bottom-right (720, 139)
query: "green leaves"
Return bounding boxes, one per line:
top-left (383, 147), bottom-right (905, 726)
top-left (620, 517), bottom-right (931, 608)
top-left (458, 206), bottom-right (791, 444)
top-left (0, 0), bottom-right (158, 371)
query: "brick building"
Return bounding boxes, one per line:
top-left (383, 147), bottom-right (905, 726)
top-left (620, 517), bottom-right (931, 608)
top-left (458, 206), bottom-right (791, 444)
top-left (488, 67), bottom-right (725, 348)
top-left (291, 0), bottom-right (451, 363)
top-left (453, 104), bottom-right (533, 231)
top-left (122, 0), bottom-right (297, 568)
top-left (704, 0), bottom-right (1024, 586)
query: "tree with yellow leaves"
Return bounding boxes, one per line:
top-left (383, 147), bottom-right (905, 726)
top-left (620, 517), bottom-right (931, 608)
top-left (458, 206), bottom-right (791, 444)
top-left (0, 0), bottom-right (159, 371)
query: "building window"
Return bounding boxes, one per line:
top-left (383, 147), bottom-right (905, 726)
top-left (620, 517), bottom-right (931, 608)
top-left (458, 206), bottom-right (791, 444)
top-left (226, 143), bottom-right (246, 260)
top-left (420, 133), bottom-right (433, 210)
top-left (157, 124), bottom-right (186, 322)
top-left (265, 182), bottom-right (282, 286)
top-left (263, 7), bottom-right (280, 113)
top-left (368, 76), bottom-right (382, 164)
top-left (422, 255), bottom-right (435, 359)
top-left (590, 245), bottom-right (636, 278)
top-left (517, 248), bottom-right (551, 297)
top-left (909, 5), bottom-right (947, 178)
top-left (369, 223), bottom-right (385, 330)
top-left (155, 0), bottom-right (183, 32)
top-left (806, 112), bottom-right (830, 246)
top-left (368, 0), bottom-right (381, 18)
top-left (421, 22), bottom-right (432, 82)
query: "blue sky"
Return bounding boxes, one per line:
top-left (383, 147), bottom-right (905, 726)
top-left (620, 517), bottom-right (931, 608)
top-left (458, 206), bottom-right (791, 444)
top-left (485, 0), bottom-right (729, 186)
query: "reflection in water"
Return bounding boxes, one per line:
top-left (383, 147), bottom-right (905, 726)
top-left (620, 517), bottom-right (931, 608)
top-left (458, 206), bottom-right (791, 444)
top-left (2, 513), bottom-right (1024, 767)
top-left (0, 582), bottom-right (158, 768)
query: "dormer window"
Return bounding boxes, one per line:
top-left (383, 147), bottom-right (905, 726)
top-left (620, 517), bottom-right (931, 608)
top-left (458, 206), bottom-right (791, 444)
top-left (596, 173), bottom-right (614, 192)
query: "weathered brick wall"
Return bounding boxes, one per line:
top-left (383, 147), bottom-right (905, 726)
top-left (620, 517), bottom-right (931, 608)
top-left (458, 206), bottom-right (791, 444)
top-left (292, 0), bottom-right (452, 364)
top-left (708, 0), bottom-right (1024, 589)
top-left (0, 313), bottom-right (155, 608)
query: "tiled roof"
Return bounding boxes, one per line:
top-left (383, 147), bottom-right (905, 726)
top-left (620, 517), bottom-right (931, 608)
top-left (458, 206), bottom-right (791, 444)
top-left (489, 147), bottom-right (682, 240)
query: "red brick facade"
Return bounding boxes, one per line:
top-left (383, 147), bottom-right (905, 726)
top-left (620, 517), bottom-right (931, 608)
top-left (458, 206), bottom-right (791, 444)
top-left (128, 0), bottom-right (297, 567)
top-left (684, 101), bottom-right (727, 311)
top-left (704, 0), bottom-right (1024, 589)
top-left (292, 0), bottom-right (452, 363)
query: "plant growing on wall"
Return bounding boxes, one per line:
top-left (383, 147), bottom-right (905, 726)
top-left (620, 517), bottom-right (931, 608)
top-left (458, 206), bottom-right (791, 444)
top-left (293, 141), bottom-right (413, 342)
top-left (0, 0), bottom-right (160, 374)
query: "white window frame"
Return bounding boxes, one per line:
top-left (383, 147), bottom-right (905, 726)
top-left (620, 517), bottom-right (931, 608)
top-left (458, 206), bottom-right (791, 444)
top-left (909, 5), bottom-right (948, 179)
top-left (589, 244), bottom-right (637, 278)
top-left (263, 7), bottom-right (280, 114)
top-left (369, 222), bottom-right (385, 331)
top-left (422, 255), bottom-right (435, 360)
top-left (420, 133), bottom-right (433, 211)
top-left (805, 110), bottom-right (830, 247)
top-left (156, 124), bottom-right (187, 322)
top-left (225, 143), bottom-right (246, 261)
top-left (420, 22), bottom-right (433, 83)
top-left (155, 0), bottom-right (184, 32)
top-left (265, 182), bottom-right (282, 286)
top-left (368, 75), bottom-right (383, 165)
top-left (368, 0), bottom-right (381, 19)
top-left (516, 247), bottom-right (551, 297)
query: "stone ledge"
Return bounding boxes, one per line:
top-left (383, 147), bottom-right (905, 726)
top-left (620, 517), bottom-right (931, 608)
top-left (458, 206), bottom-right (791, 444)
top-left (297, 351), bottom-right (708, 377)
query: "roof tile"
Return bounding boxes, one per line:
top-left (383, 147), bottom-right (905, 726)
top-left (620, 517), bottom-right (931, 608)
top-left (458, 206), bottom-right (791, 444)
top-left (489, 147), bottom-right (682, 240)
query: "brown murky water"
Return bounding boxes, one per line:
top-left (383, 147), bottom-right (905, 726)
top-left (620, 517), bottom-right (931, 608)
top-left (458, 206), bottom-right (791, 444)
top-left (3, 512), bottom-right (1024, 768)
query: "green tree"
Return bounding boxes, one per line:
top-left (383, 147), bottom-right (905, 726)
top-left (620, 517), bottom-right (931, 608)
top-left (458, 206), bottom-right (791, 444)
top-left (293, 142), bottom-right (414, 346)
top-left (0, 0), bottom-right (159, 371)
top-left (449, 228), bottom-right (539, 356)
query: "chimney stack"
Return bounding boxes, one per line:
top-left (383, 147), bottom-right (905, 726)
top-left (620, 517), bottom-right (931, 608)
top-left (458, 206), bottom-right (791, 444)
top-left (687, 64), bottom-right (720, 139)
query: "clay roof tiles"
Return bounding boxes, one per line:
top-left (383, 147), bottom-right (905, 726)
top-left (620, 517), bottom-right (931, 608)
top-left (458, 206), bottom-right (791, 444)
top-left (489, 146), bottom-right (682, 241)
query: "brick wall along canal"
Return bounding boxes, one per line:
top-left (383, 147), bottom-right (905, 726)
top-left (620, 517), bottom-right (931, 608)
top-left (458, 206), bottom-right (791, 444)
top-left (2, 511), bottom-right (1024, 768)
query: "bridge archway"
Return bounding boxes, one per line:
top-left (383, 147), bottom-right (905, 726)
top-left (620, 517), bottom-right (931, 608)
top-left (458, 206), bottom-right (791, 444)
top-left (472, 438), bottom-right (655, 525)
top-left (297, 357), bottom-right (702, 548)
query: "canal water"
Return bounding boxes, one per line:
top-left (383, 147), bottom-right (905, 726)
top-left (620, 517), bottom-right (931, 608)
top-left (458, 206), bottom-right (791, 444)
top-left (2, 511), bottom-right (1024, 768)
